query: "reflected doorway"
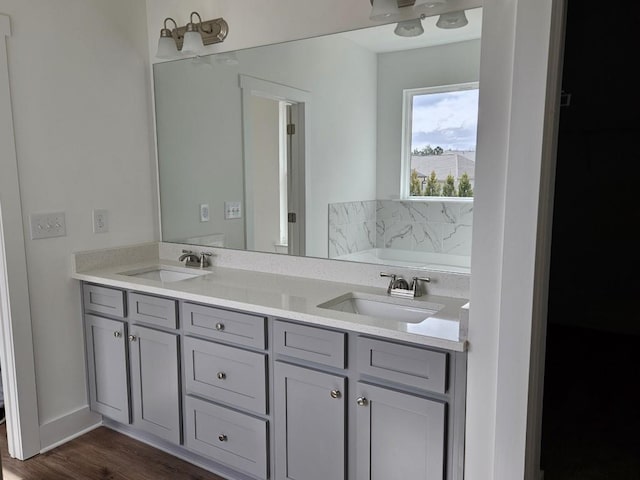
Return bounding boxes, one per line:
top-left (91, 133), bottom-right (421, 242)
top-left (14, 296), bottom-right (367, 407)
top-left (241, 76), bottom-right (307, 257)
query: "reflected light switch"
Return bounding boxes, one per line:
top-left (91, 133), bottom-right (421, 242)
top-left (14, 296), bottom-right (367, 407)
top-left (224, 201), bottom-right (242, 219)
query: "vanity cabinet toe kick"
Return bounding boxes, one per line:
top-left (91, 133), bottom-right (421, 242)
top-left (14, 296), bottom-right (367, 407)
top-left (80, 281), bottom-right (467, 480)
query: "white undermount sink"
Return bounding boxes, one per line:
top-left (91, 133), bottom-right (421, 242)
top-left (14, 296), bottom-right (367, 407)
top-left (118, 265), bottom-right (211, 283)
top-left (317, 292), bottom-right (444, 324)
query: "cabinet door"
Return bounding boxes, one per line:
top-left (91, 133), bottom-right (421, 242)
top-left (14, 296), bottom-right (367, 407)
top-left (129, 325), bottom-right (181, 444)
top-left (274, 361), bottom-right (346, 480)
top-left (84, 314), bottom-right (130, 424)
top-left (356, 382), bottom-right (446, 480)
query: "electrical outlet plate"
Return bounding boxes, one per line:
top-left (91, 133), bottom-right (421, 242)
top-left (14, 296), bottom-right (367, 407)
top-left (224, 201), bottom-right (242, 219)
top-left (30, 212), bottom-right (66, 240)
top-left (200, 203), bottom-right (210, 222)
top-left (93, 209), bottom-right (109, 234)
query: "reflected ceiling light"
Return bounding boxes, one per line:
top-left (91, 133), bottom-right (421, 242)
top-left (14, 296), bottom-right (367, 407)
top-left (436, 10), bottom-right (469, 29)
top-left (155, 11), bottom-right (229, 58)
top-left (370, 0), bottom-right (402, 21)
top-left (413, 0), bottom-right (447, 12)
top-left (394, 17), bottom-right (425, 37)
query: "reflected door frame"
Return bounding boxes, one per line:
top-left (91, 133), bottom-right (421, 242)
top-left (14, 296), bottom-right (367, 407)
top-left (240, 75), bottom-right (309, 256)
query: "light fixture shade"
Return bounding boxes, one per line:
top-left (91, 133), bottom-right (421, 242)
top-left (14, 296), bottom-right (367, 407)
top-left (436, 10), bottom-right (469, 29)
top-left (181, 30), bottom-right (204, 54)
top-left (156, 35), bottom-right (178, 59)
top-left (394, 18), bottom-right (424, 37)
top-left (370, 0), bottom-right (401, 21)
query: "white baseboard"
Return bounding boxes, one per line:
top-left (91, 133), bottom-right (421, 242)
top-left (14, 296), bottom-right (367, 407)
top-left (39, 406), bottom-right (102, 453)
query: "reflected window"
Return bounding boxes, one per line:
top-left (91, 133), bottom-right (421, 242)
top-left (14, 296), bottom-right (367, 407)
top-left (401, 83), bottom-right (479, 199)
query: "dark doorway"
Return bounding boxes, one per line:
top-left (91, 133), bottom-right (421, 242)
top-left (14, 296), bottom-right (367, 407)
top-left (541, 1), bottom-right (640, 478)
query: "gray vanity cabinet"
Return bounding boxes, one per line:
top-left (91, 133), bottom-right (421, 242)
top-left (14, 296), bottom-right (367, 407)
top-left (274, 361), bottom-right (346, 480)
top-left (128, 324), bottom-right (181, 444)
top-left (80, 282), bottom-right (466, 480)
top-left (84, 313), bottom-right (130, 424)
top-left (355, 382), bottom-right (446, 480)
top-left (82, 284), bottom-right (181, 445)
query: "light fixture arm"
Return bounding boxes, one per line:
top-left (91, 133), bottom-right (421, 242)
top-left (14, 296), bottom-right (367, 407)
top-left (160, 17), bottom-right (178, 38)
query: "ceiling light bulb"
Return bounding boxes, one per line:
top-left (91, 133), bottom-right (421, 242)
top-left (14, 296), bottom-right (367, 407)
top-left (394, 18), bottom-right (425, 37)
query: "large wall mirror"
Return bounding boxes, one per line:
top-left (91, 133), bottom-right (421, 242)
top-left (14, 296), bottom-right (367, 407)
top-left (153, 7), bottom-right (482, 274)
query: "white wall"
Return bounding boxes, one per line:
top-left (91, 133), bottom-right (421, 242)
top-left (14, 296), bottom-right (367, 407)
top-left (1, 0), bottom-right (157, 440)
top-left (376, 39), bottom-right (481, 199)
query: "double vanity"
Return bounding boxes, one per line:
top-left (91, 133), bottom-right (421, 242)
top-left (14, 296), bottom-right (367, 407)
top-left (72, 243), bottom-right (470, 480)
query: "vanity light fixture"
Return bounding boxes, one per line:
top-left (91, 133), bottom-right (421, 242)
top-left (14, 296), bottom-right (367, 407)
top-left (156, 11), bottom-right (229, 58)
top-left (436, 10), bottom-right (469, 29)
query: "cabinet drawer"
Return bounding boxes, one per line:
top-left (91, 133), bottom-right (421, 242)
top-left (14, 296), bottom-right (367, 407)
top-left (185, 396), bottom-right (268, 480)
top-left (182, 303), bottom-right (266, 349)
top-left (184, 336), bottom-right (267, 414)
top-left (273, 320), bottom-right (346, 369)
top-left (357, 337), bottom-right (448, 394)
top-left (128, 292), bottom-right (177, 329)
top-left (83, 284), bottom-right (125, 318)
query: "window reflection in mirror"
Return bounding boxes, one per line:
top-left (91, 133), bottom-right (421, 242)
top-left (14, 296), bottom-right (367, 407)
top-left (153, 7), bottom-right (482, 274)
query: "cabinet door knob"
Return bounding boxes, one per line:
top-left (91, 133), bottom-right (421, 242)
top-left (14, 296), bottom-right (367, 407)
top-left (128, 335), bottom-right (137, 342)
top-left (356, 397), bottom-right (368, 406)
top-left (330, 390), bottom-right (341, 399)
top-left (217, 372), bottom-right (226, 380)
top-left (218, 434), bottom-right (227, 442)
top-left (215, 323), bottom-right (225, 331)
top-left (113, 331), bottom-right (121, 338)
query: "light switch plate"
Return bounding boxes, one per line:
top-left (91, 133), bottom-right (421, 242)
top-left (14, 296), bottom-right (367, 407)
top-left (200, 203), bottom-right (210, 222)
top-left (92, 209), bottom-right (109, 234)
top-left (30, 212), bottom-right (66, 240)
top-left (224, 201), bottom-right (242, 219)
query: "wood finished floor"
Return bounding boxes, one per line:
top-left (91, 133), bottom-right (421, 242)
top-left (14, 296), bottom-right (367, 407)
top-left (0, 424), bottom-right (226, 480)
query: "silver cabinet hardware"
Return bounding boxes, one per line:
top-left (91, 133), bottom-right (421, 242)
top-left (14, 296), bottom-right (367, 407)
top-left (356, 396), bottom-right (368, 406)
top-left (218, 434), bottom-right (227, 442)
top-left (217, 372), bottom-right (226, 380)
top-left (215, 322), bottom-right (225, 331)
top-left (113, 331), bottom-right (121, 338)
top-left (128, 335), bottom-right (137, 342)
top-left (330, 390), bottom-right (341, 399)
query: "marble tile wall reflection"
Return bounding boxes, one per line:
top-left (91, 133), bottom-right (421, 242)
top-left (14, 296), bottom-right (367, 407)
top-left (328, 199), bottom-right (473, 258)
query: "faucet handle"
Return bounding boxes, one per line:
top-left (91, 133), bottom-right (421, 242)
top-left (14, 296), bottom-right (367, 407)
top-left (411, 276), bottom-right (431, 297)
top-left (199, 251), bottom-right (213, 268)
top-left (380, 272), bottom-right (397, 294)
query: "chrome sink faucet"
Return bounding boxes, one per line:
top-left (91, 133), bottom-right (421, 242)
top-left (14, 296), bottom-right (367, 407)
top-left (179, 249), bottom-right (213, 268)
top-left (380, 272), bottom-right (430, 298)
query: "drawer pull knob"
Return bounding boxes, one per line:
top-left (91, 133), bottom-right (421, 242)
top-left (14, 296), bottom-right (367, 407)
top-left (218, 434), bottom-right (227, 442)
top-left (113, 331), bottom-right (121, 338)
top-left (217, 372), bottom-right (226, 380)
top-left (330, 390), bottom-right (341, 399)
top-left (215, 323), bottom-right (225, 331)
top-left (128, 335), bottom-right (137, 342)
top-left (356, 397), bottom-right (368, 407)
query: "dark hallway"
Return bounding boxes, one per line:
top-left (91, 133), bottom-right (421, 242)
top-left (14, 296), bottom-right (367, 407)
top-left (540, 0), bottom-right (640, 478)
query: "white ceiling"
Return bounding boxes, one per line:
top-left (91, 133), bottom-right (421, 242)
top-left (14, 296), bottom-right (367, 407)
top-left (339, 6), bottom-right (482, 53)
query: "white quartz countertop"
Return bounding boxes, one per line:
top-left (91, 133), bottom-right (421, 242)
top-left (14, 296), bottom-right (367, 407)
top-left (72, 259), bottom-right (469, 352)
